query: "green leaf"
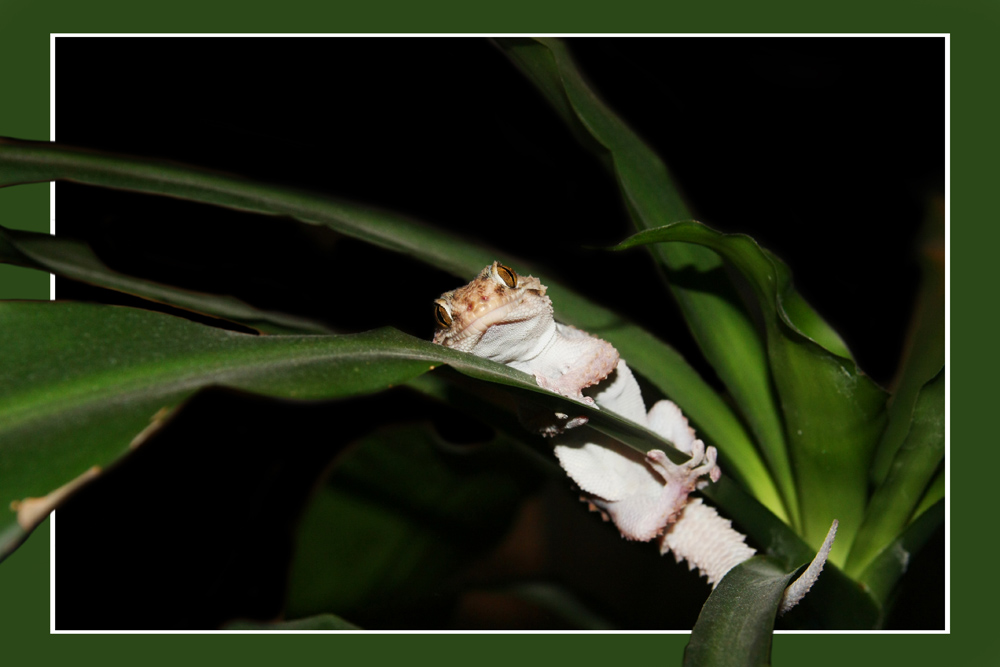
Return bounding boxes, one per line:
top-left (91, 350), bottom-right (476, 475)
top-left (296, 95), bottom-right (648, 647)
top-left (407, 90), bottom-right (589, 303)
top-left (701, 477), bottom-right (813, 570)
top-left (0, 301), bottom-right (536, 558)
top-left (845, 369), bottom-right (944, 582)
top-left (285, 423), bottom-right (544, 623)
top-left (0, 223), bottom-right (331, 334)
top-left (911, 468), bottom-right (944, 522)
top-left (496, 38), bottom-right (798, 529)
top-left (0, 299), bottom-right (754, 561)
top-left (408, 371), bottom-right (812, 615)
top-left (870, 197), bottom-right (946, 484)
top-left (775, 560), bottom-right (880, 630)
top-left (764, 249), bottom-right (852, 361)
top-left (490, 582), bottom-right (615, 630)
top-left (0, 136), bottom-right (493, 278)
top-left (684, 557), bottom-right (796, 667)
top-left (857, 498), bottom-right (944, 609)
top-left (223, 613), bottom-right (360, 631)
top-left (0, 136), bottom-right (783, 521)
top-left (613, 222), bottom-right (889, 563)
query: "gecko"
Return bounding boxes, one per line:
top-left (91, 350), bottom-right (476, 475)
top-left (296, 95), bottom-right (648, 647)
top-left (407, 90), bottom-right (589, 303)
top-left (431, 261), bottom-right (757, 587)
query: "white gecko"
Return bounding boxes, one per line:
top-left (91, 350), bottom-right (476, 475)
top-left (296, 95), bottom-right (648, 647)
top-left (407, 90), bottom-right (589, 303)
top-left (431, 261), bottom-right (757, 587)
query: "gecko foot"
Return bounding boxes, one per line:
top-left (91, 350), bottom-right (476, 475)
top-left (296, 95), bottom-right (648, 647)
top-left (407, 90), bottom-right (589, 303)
top-left (646, 440), bottom-right (720, 497)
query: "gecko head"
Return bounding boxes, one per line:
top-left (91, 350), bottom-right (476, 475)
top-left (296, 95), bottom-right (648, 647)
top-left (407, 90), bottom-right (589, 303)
top-left (431, 261), bottom-right (551, 353)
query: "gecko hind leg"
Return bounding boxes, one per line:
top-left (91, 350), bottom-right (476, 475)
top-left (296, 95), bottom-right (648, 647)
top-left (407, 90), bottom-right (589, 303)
top-left (645, 440), bottom-right (721, 501)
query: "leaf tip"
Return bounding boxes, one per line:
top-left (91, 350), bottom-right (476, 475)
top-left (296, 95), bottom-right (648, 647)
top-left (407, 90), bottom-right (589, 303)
top-left (10, 465), bottom-right (103, 530)
top-left (779, 518), bottom-right (838, 615)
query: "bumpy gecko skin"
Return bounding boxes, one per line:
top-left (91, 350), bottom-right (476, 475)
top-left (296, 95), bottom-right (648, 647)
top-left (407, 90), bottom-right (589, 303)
top-left (432, 262), bottom-right (756, 587)
top-left (433, 263), bottom-right (619, 404)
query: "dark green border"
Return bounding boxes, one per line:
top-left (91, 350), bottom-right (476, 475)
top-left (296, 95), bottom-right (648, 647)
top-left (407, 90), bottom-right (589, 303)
top-left (0, 1), bottom-right (981, 664)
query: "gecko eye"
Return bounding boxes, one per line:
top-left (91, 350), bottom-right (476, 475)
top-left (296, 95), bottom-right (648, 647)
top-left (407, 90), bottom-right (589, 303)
top-left (433, 302), bottom-right (453, 328)
top-left (495, 263), bottom-right (518, 288)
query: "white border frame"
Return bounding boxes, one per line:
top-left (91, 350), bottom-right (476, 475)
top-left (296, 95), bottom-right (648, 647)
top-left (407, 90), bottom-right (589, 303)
top-left (47, 33), bottom-right (950, 636)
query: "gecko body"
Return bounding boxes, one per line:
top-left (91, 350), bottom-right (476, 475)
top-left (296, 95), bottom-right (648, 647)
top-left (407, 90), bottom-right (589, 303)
top-left (432, 262), bottom-right (755, 586)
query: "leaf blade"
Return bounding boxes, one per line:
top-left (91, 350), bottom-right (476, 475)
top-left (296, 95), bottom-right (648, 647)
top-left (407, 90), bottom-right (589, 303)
top-left (0, 223), bottom-right (331, 334)
top-left (223, 613), bottom-right (360, 631)
top-left (0, 136), bottom-right (783, 521)
top-left (614, 222), bottom-right (889, 562)
top-left (495, 39), bottom-right (797, 528)
top-left (285, 423), bottom-right (544, 623)
top-left (0, 301), bottom-right (529, 557)
top-left (845, 369), bottom-right (945, 580)
top-left (870, 197), bottom-right (946, 484)
top-left (684, 557), bottom-right (796, 667)
top-left (1, 300), bottom-right (749, 559)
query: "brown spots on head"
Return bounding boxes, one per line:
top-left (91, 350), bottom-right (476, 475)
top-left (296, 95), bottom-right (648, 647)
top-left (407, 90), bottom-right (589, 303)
top-left (430, 261), bottom-right (546, 348)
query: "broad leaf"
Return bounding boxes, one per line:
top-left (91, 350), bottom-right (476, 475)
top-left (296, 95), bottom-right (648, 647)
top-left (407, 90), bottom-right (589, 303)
top-left (285, 423), bottom-right (545, 624)
top-left (684, 557), bottom-right (796, 667)
top-left (0, 301), bottom-right (524, 557)
top-left (613, 222), bottom-right (888, 563)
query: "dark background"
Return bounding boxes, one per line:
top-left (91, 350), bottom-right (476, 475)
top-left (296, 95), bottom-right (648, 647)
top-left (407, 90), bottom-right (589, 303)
top-left (51, 37), bottom-right (944, 630)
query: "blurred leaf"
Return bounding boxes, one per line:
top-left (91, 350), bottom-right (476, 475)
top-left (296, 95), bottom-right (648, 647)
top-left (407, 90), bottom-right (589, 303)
top-left (871, 196), bottom-right (946, 484)
top-left (911, 468), bottom-right (944, 522)
top-left (0, 223), bottom-right (331, 334)
top-left (224, 613), bottom-right (360, 630)
top-left (496, 38), bottom-right (797, 529)
top-left (0, 136), bottom-right (782, 520)
top-left (684, 557), bottom-right (796, 667)
top-left (498, 582), bottom-right (615, 630)
top-left (857, 498), bottom-right (944, 609)
top-left (846, 369), bottom-right (944, 582)
top-left (285, 424), bottom-right (544, 625)
top-left (613, 222), bottom-right (888, 563)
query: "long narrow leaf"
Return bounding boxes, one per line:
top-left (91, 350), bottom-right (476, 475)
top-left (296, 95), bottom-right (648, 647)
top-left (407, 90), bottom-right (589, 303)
top-left (496, 38), bottom-right (798, 529)
top-left (857, 499), bottom-right (944, 608)
top-left (0, 136), bottom-right (784, 520)
top-left (224, 614), bottom-right (360, 631)
top-left (0, 223), bottom-right (331, 334)
top-left (0, 300), bottom-right (742, 559)
top-left (911, 468), bottom-right (944, 522)
top-left (845, 369), bottom-right (944, 580)
top-left (870, 198), bottom-right (946, 484)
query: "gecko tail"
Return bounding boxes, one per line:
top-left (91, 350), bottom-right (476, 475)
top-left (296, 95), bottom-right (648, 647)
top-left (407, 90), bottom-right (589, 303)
top-left (658, 498), bottom-right (757, 588)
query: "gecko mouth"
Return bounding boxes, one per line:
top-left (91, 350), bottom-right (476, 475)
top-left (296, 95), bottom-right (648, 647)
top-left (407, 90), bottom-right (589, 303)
top-left (433, 269), bottom-right (547, 349)
top-left (452, 292), bottom-right (527, 341)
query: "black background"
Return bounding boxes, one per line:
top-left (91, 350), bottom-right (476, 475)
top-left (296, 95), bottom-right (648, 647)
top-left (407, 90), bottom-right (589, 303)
top-left (51, 37), bottom-right (944, 630)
